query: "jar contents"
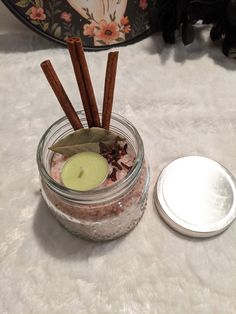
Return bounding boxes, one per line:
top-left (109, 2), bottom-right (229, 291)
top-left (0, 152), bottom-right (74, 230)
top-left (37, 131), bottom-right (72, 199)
top-left (39, 38), bottom-right (149, 241)
top-left (51, 134), bottom-right (135, 189)
top-left (40, 117), bottom-right (149, 240)
top-left (43, 161), bottom-right (148, 223)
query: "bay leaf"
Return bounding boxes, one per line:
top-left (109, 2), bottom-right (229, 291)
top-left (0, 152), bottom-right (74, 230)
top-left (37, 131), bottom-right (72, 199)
top-left (49, 127), bottom-right (123, 156)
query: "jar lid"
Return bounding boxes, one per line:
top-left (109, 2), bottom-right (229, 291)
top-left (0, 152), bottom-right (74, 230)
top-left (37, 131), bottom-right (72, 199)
top-left (154, 156), bottom-right (236, 238)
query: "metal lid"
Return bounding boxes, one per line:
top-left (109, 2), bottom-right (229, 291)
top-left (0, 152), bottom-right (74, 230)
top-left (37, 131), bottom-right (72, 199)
top-left (154, 156), bottom-right (236, 238)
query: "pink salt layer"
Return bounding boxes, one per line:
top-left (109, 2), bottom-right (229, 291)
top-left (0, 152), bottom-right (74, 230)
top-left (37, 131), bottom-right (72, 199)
top-left (43, 162), bottom-right (148, 222)
top-left (43, 147), bottom-right (148, 222)
top-left (50, 147), bottom-right (135, 188)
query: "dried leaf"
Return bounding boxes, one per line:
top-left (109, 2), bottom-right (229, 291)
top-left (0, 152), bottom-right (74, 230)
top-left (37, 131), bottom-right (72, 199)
top-left (51, 23), bottom-right (59, 33)
top-left (35, 0), bottom-right (43, 8)
top-left (49, 127), bottom-right (123, 156)
top-left (54, 26), bottom-right (62, 38)
top-left (96, 39), bottom-right (106, 45)
top-left (43, 23), bottom-right (49, 31)
top-left (116, 37), bottom-right (125, 42)
top-left (25, 7), bottom-right (32, 16)
top-left (16, 0), bottom-right (30, 8)
top-left (31, 20), bottom-right (40, 26)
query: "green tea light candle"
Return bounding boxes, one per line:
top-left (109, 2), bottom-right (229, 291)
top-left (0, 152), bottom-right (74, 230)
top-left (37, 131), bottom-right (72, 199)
top-left (61, 152), bottom-right (109, 191)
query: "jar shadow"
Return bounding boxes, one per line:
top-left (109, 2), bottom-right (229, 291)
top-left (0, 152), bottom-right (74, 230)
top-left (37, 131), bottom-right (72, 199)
top-left (33, 196), bottom-right (125, 261)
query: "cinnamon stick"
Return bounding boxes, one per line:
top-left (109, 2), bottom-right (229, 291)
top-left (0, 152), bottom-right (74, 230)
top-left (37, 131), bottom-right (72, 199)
top-left (40, 60), bottom-right (83, 130)
top-left (102, 52), bottom-right (119, 130)
top-left (66, 38), bottom-right (94, 128)
top-left (74, 38), bottom-right (100, 127)
top-left (102, 53), bottom-right (113, 125)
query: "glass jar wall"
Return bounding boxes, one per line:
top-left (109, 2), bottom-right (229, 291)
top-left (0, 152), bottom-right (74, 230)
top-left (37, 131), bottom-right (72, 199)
top-left (37, 112), bottom-right (149, 241)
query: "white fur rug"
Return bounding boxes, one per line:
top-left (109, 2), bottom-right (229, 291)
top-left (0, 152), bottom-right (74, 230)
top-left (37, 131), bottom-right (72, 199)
top-left (1, 14), bottom-right (236, 314)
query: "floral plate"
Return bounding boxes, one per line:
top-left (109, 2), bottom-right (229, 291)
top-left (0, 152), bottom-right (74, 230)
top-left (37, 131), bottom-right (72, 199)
top-left (3, 0), bottom-right (152, 49)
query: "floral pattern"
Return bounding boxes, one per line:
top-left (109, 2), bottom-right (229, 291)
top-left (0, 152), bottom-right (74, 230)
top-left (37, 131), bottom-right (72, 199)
top-left (11, 0), bottom-right (151, 48)
top-left (95, 20), bottom-right (120, 45)
top-left (81, 14), bottom-right (132, 45)
top-left (139, 0), bottom-right (148, 10)
top-left (30, 7), bottom-right (46, 21)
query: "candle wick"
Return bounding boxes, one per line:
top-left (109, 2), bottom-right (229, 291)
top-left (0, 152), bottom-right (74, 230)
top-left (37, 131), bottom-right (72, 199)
top-left (78, 167), bottom-right (84, 178)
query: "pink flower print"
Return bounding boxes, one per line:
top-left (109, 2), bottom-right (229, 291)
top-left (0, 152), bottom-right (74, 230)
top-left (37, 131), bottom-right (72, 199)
top-left (95, 20), bottom-right (119, 44)
top-left (30, 7), bottom-right (46, 21)
top-left (124, 25), bottom-right (131, 34)
top-left (83, 23), bottom-right (96, 37)
top-left (60, 12), bottom-right (72, 23)
top-left (120, 16), bottom-right (129, 26)
top-left (139, 0), bottom-right (148, 10)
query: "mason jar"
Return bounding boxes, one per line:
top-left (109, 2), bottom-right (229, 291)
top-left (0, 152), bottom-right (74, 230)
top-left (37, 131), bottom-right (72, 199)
top-left (37, 112), bottom-right (150, 241)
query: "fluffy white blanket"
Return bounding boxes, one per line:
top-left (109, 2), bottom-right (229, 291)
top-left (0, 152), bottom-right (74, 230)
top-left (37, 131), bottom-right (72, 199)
top-left (1, 7), bottom-right (236, 313)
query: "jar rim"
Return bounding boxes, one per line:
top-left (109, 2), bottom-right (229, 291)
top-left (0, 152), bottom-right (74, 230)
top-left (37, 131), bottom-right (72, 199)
top-left (37, 111), bottom-right (144, 203)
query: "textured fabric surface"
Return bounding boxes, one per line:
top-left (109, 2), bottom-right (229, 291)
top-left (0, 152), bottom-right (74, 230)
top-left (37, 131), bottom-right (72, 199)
top-left (1, 10), bottom-right (236, 313)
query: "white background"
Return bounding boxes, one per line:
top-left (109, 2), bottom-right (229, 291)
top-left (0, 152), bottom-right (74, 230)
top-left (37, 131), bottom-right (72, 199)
top-left (1, 2), bottom-right (236, 313)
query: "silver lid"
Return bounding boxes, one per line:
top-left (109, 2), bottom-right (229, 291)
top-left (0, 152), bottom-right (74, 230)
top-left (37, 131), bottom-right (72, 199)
top-left (154, 156), bottom-right (236, 238)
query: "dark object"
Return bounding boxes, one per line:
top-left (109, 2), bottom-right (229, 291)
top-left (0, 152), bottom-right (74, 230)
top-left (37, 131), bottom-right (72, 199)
top-left (227, 0), bottom-right (236, 27)
top-left (150, 0), bottom-right (236, 58)
top-left (100, 142), bottom-right (130, 182)
top-left (182, 18), bottom-right (194, 45)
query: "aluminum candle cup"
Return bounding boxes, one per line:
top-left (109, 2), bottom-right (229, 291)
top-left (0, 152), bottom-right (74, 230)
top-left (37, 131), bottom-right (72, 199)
top-left (37, 112), bottom-right (150, 241)
top-left (61, 152), bottom-right (109, 191)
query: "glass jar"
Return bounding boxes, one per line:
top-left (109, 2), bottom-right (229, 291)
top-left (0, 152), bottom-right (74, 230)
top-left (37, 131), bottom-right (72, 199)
top-left (37, 112), bottom-right (150, 241)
